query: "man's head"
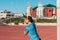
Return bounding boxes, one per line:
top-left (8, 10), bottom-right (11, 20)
top-left (23, 16), bottom-right (33, 24)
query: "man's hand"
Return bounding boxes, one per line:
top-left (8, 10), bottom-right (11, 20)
top-left (24, 31), bottom-right (27, 35)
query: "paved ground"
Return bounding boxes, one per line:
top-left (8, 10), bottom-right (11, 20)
top-left (0, 25), bottom-right (57, 40)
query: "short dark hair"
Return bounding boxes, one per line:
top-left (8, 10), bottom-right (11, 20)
top-left (28, 16), bottom-right (33, 23)
top-left (24, 16), bottom-right (33, 23)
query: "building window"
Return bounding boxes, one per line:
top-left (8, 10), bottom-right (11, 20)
top-left (49, 10), bottom-right (51, 12)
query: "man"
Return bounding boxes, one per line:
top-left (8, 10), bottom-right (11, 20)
top-left (23, 16), bottom-right (41, 40)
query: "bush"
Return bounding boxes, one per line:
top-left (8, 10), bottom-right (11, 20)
top-left (3, 19), bottom-right (10, 24)
top-left (14, 20), bottom-right (19, 25)
top-left (34, 19), bottom-right (57, 23)
top-left (3, 16), bottom-right (24, 24)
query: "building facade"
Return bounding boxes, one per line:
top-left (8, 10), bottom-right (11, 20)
top-left (36, 3), bottom-right (44, 19)
top-left (31, 4), bottom-right (57, 19)
top-left (0, 10), bottom-right (14, 19)
top-left (43, 4), bottom-right (57, 19)
top-left (0, 12), bottom-right (7, 19)
top-left (14, 13), bottom-right (23, 18)
top-left (44, 8), bottom-right (53, 17)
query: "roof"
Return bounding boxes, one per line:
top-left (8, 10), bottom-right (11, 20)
top-left (32, 6), bottom-right (38, 10)
top-left (43, 4), bottom-right (56, 8)
top-left (32, 4), bottom-right (56, 10)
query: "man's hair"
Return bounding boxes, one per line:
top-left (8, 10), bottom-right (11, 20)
top-left (24, 16), bottom-right (33, 23)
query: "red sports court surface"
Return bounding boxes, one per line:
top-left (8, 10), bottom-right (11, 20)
top-left (0, 25), bottom-right (57, 40)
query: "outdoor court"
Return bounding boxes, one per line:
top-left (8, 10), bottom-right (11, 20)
top-left (0, 25), bottom-right (57, 40)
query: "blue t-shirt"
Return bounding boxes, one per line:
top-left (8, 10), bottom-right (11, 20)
top-left (24, 22), bottom-right (41, 40)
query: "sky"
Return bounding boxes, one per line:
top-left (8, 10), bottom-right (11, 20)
top-left (0, 0), bottom-right (56, 14)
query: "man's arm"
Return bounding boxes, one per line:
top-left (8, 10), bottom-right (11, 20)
top-left (24, 31), bottom-right (29, 40)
